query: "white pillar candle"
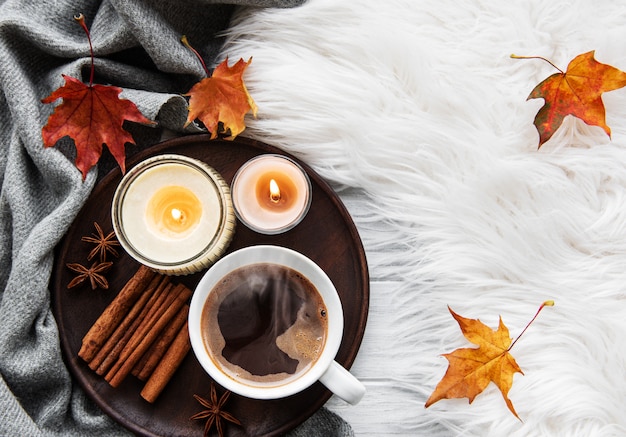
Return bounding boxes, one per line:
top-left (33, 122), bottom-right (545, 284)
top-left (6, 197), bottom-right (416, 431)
top-left (112, 155), bottom-right (235, 275)
top-left (231, 154), bottom-right (311, 234)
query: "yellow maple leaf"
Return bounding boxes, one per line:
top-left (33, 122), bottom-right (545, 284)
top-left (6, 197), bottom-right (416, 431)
top-left (425, 302), bottom-right (554, 419)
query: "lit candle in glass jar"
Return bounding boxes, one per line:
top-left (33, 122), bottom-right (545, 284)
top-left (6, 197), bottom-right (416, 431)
top-left (112, 155), bottom-right (235, 275)
top-left (231, 154), bottom-right (312, 234)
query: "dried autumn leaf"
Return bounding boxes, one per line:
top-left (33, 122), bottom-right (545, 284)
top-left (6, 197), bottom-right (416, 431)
top-left (517, 51), bottom-right (626, 147)
top-left (182, 37), bottom-right (256, 139)
top-left (42, 76), bottom-right (152, 179)
top-left (41, 14), bottom-right (152, 180)
top-left (425, 302), bottom-right (554, 419)
top-left (184, 57), bottom-right (257, 139)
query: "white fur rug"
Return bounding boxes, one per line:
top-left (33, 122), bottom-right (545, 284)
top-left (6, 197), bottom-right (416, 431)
top-left (219, 1), bottom-right (626, 435)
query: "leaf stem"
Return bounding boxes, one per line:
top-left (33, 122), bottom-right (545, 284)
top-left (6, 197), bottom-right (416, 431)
top-left (74, 14), bottom-right (94, 87)
top-left (181, 35), bottom-right (210, 77)
top-left (507, 300), bottom-right (554, 352)
top-left (510, 54), bottom-right (564, 74)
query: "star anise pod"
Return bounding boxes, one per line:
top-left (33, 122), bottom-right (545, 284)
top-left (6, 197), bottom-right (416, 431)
top-left (190, 382), bottom-right (241, 437)
top-left (81, 222), bottom-right (120, 262)
top-left (66, 261), bottom-right (113, 290)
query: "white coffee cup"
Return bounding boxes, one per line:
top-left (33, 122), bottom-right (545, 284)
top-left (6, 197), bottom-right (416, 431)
top-left (188, 245), bottom-right (365, 405)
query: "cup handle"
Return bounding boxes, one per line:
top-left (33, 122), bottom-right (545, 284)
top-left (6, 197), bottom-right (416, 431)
top-left (318, 360), bottom-right (365, 405)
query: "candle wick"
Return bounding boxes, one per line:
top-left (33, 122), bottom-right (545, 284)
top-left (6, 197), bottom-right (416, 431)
top-left (269, 179), bottom-right (281, 203)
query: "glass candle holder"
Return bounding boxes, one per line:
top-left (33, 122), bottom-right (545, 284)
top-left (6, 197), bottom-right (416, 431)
top-left (230, 154), bottom-right (312, 235)
top-left (111, 154), bottom-right (235, 275)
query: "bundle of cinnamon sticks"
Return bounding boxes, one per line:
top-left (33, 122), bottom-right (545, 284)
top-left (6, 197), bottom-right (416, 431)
top-left (78, 265), bottom-right (192, 403)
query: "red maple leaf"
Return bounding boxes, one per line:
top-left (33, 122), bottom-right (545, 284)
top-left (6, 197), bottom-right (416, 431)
top-left (41, 14), bottom-right (152, 179)
top-left (42, 76), bottom-right (151, 179)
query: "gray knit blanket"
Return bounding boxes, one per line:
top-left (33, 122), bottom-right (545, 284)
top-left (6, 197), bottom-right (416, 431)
top-left (0, 1), bottom-right (353, 435)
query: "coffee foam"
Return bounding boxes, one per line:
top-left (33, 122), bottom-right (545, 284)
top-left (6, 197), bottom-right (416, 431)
top-left (276, 297), bottom-right (326, 363)
top-left (201, 263), bottom-right (327, 387)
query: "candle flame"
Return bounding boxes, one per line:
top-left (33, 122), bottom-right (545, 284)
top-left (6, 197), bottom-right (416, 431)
top-left (171, 207), bottom-right (184, 223)
top-left (269, 179), bottom-right (281, 203)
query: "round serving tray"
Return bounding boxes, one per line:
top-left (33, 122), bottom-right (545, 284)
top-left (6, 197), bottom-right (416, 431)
top-left (51, 135), bottom-right (369, 437)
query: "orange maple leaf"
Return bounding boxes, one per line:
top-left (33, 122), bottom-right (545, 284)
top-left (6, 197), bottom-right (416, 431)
top-left (41, 15), bottom-right (152, 180)
top-left (425, 302), bottom-right (553, 419)
top-left (184, 57), bottom-right (257, 139)
top-left (182, 37), bottom-right (256, 139)
top-left (516, 51), bottom-right (626, 147)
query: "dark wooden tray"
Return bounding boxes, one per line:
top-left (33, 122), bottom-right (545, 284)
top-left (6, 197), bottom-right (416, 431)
top-left (51, 135), bottom-right (369, 437)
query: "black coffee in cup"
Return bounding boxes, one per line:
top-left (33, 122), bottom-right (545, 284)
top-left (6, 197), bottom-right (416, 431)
top-left (201, 263), bottom-right (328, 386)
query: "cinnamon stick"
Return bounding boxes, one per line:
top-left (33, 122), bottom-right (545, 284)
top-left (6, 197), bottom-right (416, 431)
top-left (104, 281), bottom-right (174, 380)
top-left (140, 321), bottom-right (191, 403)
top-left (88, 274), bottom-right (162, 372)
top-left (134, 304), bottom-right (190, 381)
top-left (79, 265), bottom-right (156, 362)
top-left (107, 284), bottom-right (192, 387)
top-left (113, 280), bottom-right (177, 366)
top-left (93, 275), bottom-right (169, 375)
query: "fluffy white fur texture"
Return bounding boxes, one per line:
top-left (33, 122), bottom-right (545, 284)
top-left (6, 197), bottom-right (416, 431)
top-left (218, 1), bottom-right (626, 435)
